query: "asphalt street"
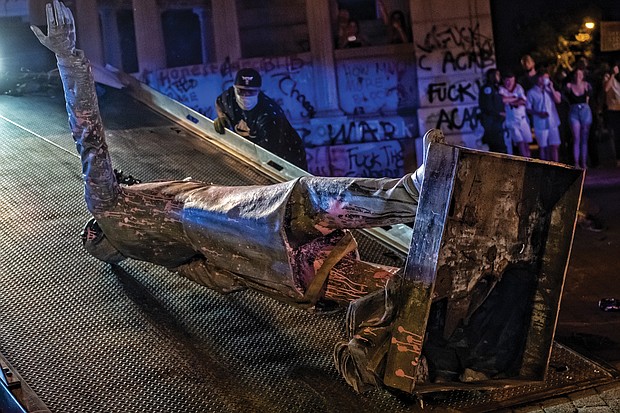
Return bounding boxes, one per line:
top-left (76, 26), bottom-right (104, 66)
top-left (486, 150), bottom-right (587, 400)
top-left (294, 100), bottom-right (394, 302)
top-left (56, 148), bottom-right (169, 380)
top-left (555, 164), bottom-right (620, 372)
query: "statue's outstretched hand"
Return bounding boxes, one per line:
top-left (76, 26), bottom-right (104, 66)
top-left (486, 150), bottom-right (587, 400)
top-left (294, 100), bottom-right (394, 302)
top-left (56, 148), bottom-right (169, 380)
top-left (30, 0), bottom-right (76, 58)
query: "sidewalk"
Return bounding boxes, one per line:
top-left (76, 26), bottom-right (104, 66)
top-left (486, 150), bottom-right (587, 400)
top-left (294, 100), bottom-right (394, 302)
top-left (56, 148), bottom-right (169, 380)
top-left (584, 163), bottom-right (620, 189)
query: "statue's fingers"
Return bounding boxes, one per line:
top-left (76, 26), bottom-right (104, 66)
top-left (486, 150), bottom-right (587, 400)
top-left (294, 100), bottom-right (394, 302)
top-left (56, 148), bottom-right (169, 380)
top-left (66, 5), bottom-right (76, 44)
top-left (63, 3), bottom-right (75, 27)
top-left (54, 0), bottom-right (65, 26)
top-left (59, 1), bottom-right (72, 27)
top-left (45, 3), bottom-right (55, 29)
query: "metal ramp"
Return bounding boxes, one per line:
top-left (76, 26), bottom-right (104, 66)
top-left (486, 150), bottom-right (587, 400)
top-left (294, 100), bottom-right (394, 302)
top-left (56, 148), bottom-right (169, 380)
top-left (0, 85), bottom-right (616, 413)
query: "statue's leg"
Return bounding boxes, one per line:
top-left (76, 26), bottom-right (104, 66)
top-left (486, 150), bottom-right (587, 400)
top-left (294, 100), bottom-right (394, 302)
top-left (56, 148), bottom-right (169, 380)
top-left (333, 278), bottom-right (430, 393)
top-left (322, 253), bottom-right (399, 304)
top-left (330, 129), bottom-right (444, 391)
top-left (288, 129), bottom-right (444, 237)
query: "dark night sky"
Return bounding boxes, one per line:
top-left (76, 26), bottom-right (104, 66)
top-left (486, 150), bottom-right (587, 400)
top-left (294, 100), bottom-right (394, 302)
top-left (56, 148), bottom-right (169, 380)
top-left (491, 0), bottom-right (620, 71)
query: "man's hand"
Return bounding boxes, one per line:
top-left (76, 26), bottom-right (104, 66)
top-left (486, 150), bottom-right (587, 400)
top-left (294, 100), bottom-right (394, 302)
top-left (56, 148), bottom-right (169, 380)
top-left (30, 0), bottom-right (76, 58)
top-left (213, 117), bottom-right (229, 134)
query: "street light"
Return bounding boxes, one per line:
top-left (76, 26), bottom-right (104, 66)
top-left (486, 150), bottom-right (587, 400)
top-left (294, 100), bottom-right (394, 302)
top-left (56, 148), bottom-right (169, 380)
top-left (575, 17), bottom-right (596, 42)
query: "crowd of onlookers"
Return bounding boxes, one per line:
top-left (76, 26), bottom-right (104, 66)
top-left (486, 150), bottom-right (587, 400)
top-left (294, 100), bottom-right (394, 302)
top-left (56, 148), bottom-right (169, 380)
top-left (479, 54), bottom-right (620, 169)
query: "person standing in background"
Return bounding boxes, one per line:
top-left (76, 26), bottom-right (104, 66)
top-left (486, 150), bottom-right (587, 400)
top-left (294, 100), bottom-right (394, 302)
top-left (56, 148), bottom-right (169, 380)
top-left (500, 72), bottom-right (532, 157)
top-left (527, 71), bottom-right (562, 162)
top-left (378, 0), bottom-right (412, 44)
top-left (518, 55), bottom-right (537, 92)
top-left (333, 7), bottom-right (351, 48)
top-left (564, 68), bottom-right (593, 169)
top-left (479, 68), bottom-right (507, 154)
top-left (603, 62), bottom-right (620, 160)
top-left (214, 68), bottom-right (308, 170)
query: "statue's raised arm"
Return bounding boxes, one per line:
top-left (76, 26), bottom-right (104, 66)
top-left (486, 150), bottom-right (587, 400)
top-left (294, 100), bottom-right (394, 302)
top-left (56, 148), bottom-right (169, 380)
top-left (31, 0), bottom-right (119, 213)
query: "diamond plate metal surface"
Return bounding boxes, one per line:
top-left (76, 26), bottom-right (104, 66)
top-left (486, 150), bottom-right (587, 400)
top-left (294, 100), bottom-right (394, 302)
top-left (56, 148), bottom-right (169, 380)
top-left (0, 91), bottom-right (614, 413)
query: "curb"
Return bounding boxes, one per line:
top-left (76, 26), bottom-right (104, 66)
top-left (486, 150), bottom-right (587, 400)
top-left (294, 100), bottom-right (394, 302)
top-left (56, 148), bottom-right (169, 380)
top-left (584, 167), bottom-right (620, 189)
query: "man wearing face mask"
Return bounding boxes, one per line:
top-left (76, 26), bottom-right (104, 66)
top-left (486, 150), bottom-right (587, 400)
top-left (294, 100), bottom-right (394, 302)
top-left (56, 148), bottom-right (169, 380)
top-left (214, 68), bottom-right (308, 169)
top-left (527, 71), bottom-right (562, 162)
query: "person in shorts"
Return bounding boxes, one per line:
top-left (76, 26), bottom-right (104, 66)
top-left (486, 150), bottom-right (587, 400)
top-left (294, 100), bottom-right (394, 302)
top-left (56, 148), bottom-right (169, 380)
top-left (527, 71), bottom-right (562, 162)
top-left (500, 72), bottom-right (532, 157)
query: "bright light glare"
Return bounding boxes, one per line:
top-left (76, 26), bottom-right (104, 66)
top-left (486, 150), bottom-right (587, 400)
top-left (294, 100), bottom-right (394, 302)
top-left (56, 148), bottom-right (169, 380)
top-left (575, 33), bottom-right (591, 42)
top-left (585, 21), bottom-right (595, 29)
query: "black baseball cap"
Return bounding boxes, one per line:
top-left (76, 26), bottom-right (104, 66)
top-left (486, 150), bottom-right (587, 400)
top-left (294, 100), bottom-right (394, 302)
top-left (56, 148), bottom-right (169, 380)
top-left (234, 68), bottom-right (261, 89)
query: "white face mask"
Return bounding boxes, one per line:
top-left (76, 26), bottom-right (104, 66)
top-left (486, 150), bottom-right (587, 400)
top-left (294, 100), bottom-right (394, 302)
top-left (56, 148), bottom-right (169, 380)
top-left (235, 89), bottom-right (259, 111)
top-left (543, 77), bottom-right (551, 86)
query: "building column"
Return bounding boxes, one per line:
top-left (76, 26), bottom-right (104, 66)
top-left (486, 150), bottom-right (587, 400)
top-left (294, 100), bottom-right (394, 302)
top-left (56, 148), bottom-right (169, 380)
top-left (132, 0), bottom-right (166, 75)
top-left (305, 0), bottom-right (340, 115)
top-left (74, 0), bottom-right (104, 66)
top-left (193, 7), bottom-right (212, 64)
top-left (99, 7), bottom-right (122, 69)
top-left (211, 0), bottom-right (241, 62)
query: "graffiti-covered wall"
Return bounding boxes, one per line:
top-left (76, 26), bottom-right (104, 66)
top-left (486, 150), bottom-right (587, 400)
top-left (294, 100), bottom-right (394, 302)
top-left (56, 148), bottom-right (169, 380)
top-left (144, 0), bottom-right (494, 178)
top-left (149, 54), bottom-right (316, 122)
top-left (336, 57), bottom-right (417, 115)
top-left (303, 54), bottom-right (418, 177)
top-left (148, 50), bottom-right (419, 177)
top-left (411, 0), bottom-right (495, 153)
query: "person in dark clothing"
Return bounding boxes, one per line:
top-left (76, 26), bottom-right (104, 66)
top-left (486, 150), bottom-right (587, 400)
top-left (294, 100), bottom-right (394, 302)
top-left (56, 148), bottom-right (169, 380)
top-left (479, 68), bottom-right (507, 153)
top-left (214, 68), bottom-right (308, 170)
top-left (518, 54), bottom-right (537, 92)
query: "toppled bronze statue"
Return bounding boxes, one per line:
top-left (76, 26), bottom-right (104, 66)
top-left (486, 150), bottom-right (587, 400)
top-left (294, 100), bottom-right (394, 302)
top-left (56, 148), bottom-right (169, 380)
top-left (32, 0), bottom-right (432, 393)
top-left (33, 1), bottom-right (584, 395)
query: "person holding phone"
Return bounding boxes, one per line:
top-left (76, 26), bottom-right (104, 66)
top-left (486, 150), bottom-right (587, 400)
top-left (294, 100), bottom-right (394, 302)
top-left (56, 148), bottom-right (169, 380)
top-left (527, 71), bottom-right (562, 162)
